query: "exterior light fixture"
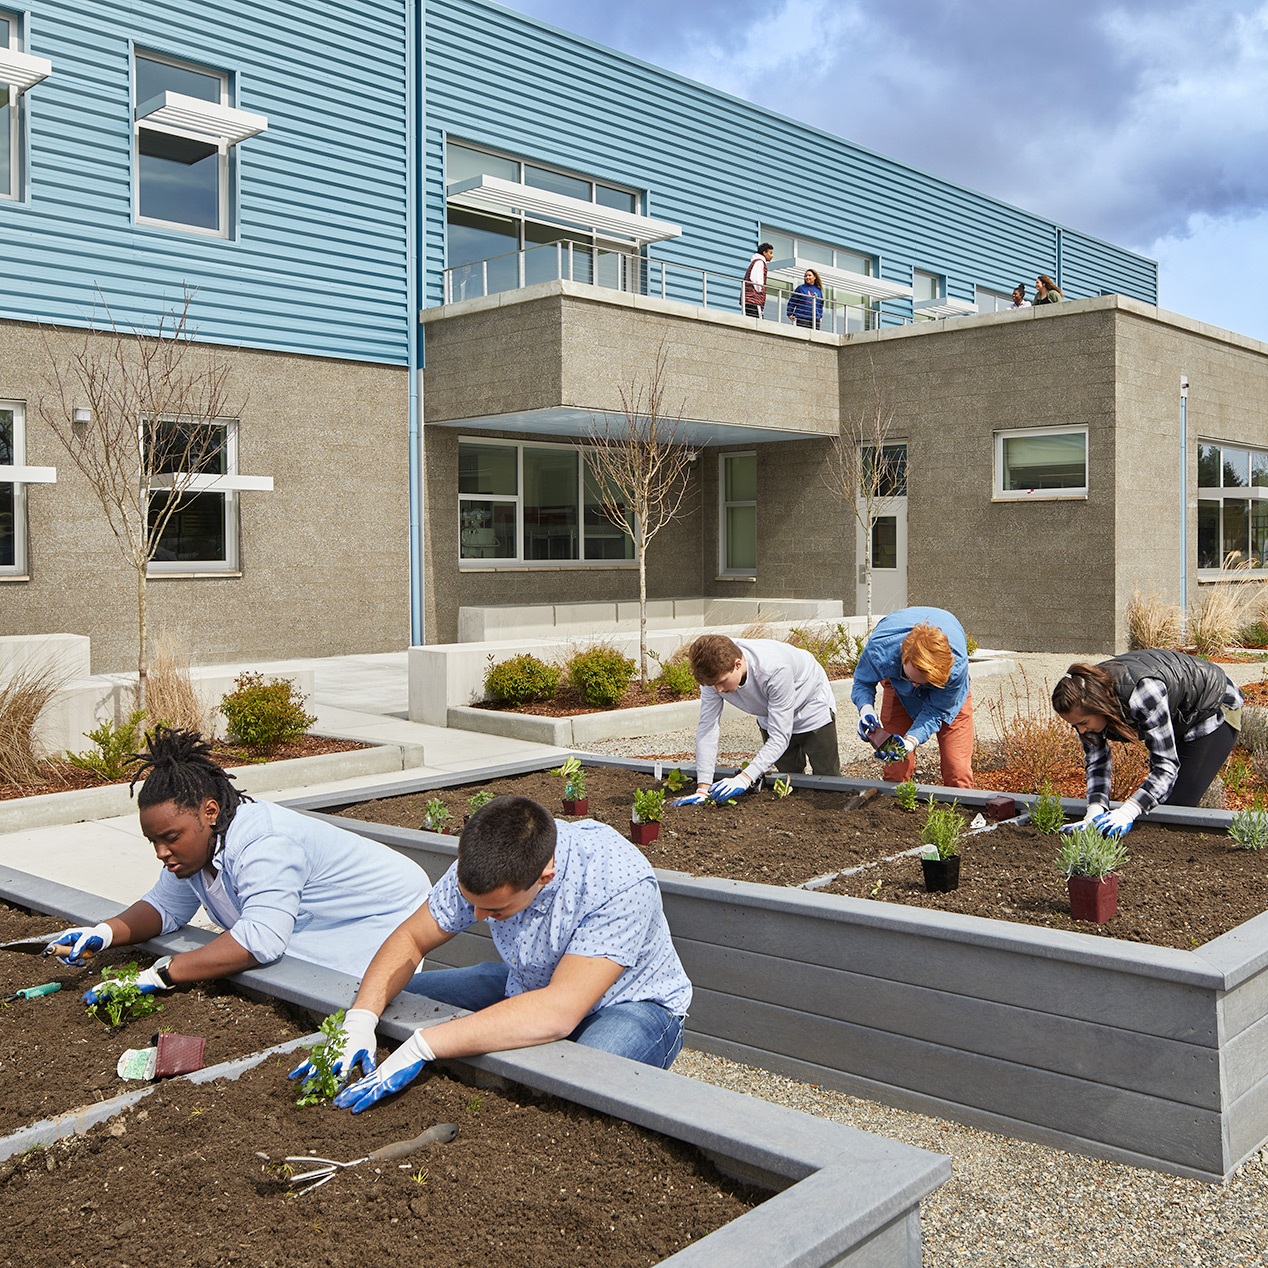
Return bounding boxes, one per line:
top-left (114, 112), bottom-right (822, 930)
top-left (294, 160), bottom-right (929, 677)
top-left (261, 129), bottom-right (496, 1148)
top-left (72, 406), bottom-right (92, 425)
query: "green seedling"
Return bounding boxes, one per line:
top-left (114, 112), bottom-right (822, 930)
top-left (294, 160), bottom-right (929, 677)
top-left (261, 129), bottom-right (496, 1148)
top-left (410, 1167), bottom-right (431, 1186)
top-left (772, 775), bottom-right (793, 799)
top-left (295, 1009), bottom-right (349, 1108)
top-left (895, 779), bottom-right (919, 812)
top-left (869, 876), bottom-right (883, 897)
top-left (632, 786), bottom-right (666, 824)
top-left (467, 790), bottom-right (494, 814)
top-left (1055, 825), bottom-right (1128, 879)
top-left (464, 1093), bottom-right (485, 1114)
top-left (1229, 805), bottom-right (1268, 850)
top-left (664, 768), bottom-right (689, 794)
top-left (85, 961), bottom-right (165, 1028)
top-left (1029, 783), bottom-right (1067, 835)
top-left (550, 755), bottom-right (586, 800)
top-left (422, 798), bottom-right (454, 833)
top-left (920, 797), bottom-right (965, 861)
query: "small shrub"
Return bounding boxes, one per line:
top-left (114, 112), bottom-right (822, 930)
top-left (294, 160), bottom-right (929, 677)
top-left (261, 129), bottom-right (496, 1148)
top-left (652, 659), bottom-right (697, 699)
top-left (483, 653), bottom-right (560, 706)
top-left (86, 961), bottom-right (164, 1028)
top-left (1029, 783), bottom-right (1067, 834)
top-left (1222, 749), bottom-right (1255, 799)
top-left (632, 787), bottom-right (665, 823)
top-left (921, 797), bottom-right (964, 860)
top-left (219, 673), bottom-right (315, 753)
top-left (1229, 805), bottom-right (1268, 850)
top-left (965, 633), bottom-right (980, 656)
top-left (66, 708), bottom-right (146, 781)
top-left (295, 1009), bottom-right (348, 1107)
top-left (786, 624), bottom-right (864, 676)
top-left (566, 645), bottom-right (636, 707)
top-left (1188, 587), bottom-right (1241, 658)
top-left (422, 797), bottom-right (454, 832)
top-left (895, 779), bottom-right (919, 812)
top-left (1239, 709), bottom-right (1268, 760)
top-left (1239, 620), bottom-right (1268, 650)
top-left (0, 664), bottom-right (63, 785)
top-left (147, 631), bottom-right (214, 737)
top-left (1126, 590), bottom-right (1183, 651)
top-left (550, 755), bottom-right (586, 800)
top-left (468, 789), bottom-right (494, 814)
top-left (1055, 825), bottom-right (1128, 879)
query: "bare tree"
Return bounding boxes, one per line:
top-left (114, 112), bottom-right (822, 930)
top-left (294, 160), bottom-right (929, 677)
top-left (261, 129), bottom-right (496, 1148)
top-left (823, 358), bottom-right (905, 631)
top-left (587, 346), bottom-right (696, 686)
top-left (40, 288), bottom-right (238, 712)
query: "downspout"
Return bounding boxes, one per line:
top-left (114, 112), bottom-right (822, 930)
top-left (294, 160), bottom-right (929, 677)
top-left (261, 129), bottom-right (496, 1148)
top-left (406, 0), bottom-right (424, 644)
top-left (1179, 374), bottom-right (1189, 626)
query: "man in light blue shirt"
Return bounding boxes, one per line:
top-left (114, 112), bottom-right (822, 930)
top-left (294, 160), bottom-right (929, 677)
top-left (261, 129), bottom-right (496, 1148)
top-left (314, 795), bottom-right (693, 1114)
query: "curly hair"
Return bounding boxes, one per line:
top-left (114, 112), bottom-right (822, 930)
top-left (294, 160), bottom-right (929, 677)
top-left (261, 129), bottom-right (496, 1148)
top-left (130, 726), bottom-right (250, 845)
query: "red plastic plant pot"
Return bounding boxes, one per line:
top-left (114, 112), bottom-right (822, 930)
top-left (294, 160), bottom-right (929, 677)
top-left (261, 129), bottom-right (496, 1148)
top-left (1067, 873), bottom-right (1119, 923)
top-left (630, 821), bottom-right (661, 846)
top-left (983, 795), bottom-right (1016, 821)
top-left (562, 798), bottom-right (589, 815)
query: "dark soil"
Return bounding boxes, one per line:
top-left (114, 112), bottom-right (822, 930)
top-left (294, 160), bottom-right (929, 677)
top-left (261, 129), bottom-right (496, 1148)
top-left (333, 766), bottom-right (1268, 950)
top-left (0, 735), bottom-right (370, 802)
top-left (0, 1033), bottom-right (761, 1268)
top-left (0, 906), bottom-right (308, 1137)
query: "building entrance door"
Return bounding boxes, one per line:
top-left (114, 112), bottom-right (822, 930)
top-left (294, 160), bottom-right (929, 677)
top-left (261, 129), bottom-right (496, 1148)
top-left (856, 495), bottom-right (907, 619)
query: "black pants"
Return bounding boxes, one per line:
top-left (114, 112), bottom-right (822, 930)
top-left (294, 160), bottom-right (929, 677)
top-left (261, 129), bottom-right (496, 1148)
top-left (758, 716), bottom-right (841, 777)
top-left (1167, 721), bottom-right (1240, 806)
top-left (744, 302), bottom-right (762, 317)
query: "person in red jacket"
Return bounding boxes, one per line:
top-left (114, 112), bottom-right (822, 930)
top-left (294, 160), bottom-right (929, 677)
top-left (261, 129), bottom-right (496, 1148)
top-left (743, 242), bottom-right (774, 317)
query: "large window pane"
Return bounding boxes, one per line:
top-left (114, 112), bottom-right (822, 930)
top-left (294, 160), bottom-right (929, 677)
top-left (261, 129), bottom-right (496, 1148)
top-left (1253, 452), bottom-right (1268, 488)
top-left (1198, 443), bottom-right (1221, 487)
top-left (724, 453), bottom-right (757, 502)
top-left (446, 142), bottom-right (518, 185)
top-left (1000, 432), bottom-right (1086, 491)
top-left (595, 184), bottom-right (636, 213)
top-left (149, 491), bottom-right (227, 563)
top-left (151, 419), bottom-right (226, 476)
top-left (864, 444), bottom-right (907, 497)
top-left (1253, 503), bottom-right (1268, 568)
top-left (524, 164), bottom-right (590, 202)
top-left (523, 448), bottom-right (578, 560)
top-left (1223, 498), bottom-right (1251, 568)
top-left (0, 482), bottom-right (12, 568)
top-left (583, 465), bottom-right (634, 560)
top-left (458, 444), bottom-right (516, 496)
top-left (725, 506), bottom-right (756, 571)
top-left (447, 208), bottom-right (519, 297)
top-left (524, 222), bottom-right (592, 286)
top-left (871, 515), bottom-right (897, 569)
top-left (460, 500), bottom-right (516, 559)
top-left (1198, 500), bottom-right (1221, 568)
top-left (0, 406), bottom-right (12, 464)
top-left (1223, 448), bottom-right (1250, 488)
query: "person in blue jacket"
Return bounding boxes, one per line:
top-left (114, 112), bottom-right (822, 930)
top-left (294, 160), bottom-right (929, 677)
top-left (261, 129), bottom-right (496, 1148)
top-left (786, 268), bottom-right (825, 329)
top-left (851, 606), bottom-right (974, 788)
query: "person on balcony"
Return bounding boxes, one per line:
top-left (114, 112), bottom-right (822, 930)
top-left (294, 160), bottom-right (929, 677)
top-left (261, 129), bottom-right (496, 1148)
top-left (671, 634), bottom-right (841, 806)
top-left (743, 242), bottom-right (774, 318)
top-left (46, 726), bottom-right (432, 1000)
top-left (1052, 652), bottom-right (1242, 837)
top-left (1034, 274), bottom-right (1064, 304)
top-left (852, 607), bottom-right (974, 789)
top-left (786, 268), bottom-right (825, 329)
top-left (1008, 283), bottom-right (1031, 309)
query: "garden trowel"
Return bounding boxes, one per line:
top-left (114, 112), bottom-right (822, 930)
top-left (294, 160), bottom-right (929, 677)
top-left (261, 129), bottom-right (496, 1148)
top-left (0, 933), bottom-right (68, 955)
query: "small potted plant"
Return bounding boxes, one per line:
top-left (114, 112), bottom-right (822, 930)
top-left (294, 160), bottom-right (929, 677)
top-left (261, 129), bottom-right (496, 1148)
top-left (1056, 824), bottom-right (1127, 922)
top-left (551, 756), bottom-right (588, 815)
top-left (630, 787), bottom-right (665, 845)
top-left (421, 797), bottom-right (456, 834)
top-left (919, 797), bottom-right (964, 892)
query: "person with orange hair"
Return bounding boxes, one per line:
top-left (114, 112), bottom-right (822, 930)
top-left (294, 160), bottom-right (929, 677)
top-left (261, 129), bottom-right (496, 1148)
top-left (851, 606), bottom-right (974, 788)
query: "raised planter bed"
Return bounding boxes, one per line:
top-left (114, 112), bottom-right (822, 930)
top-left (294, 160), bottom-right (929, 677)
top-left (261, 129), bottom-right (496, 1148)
top-left (0, 865), bottom-right (949, 1268)
top-left (286, 756), bottom-right (1268, 1182)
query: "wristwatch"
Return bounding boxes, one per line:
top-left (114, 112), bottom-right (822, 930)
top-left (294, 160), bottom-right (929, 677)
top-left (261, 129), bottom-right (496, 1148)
top-left (153, 955), bottom-right (176, 989)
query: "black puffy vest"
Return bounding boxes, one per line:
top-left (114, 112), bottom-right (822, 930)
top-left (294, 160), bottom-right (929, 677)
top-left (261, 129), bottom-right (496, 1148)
top-left (1101, 650), bottom-right (1229, 737)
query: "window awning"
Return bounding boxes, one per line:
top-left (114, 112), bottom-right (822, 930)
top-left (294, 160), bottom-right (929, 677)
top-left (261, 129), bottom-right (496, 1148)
top-left (135, 91), bottom-right (268, 147)
top-left (150, 473), bottom-right (274, 493)
top-left (0, 464), bottom-right (55, 483)
top-left (769, 258), bottom-right (913, 302)
top-left (914, 297), bottom-right (978, 318)
top-left (446, 174), bottom-right (682, 245)
top-left (0, 47), bottom-right (51, 96)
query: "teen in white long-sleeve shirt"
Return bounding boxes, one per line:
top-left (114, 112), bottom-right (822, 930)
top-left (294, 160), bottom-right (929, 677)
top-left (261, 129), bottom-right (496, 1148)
top-left (677, 635), bottom-right (840, 804)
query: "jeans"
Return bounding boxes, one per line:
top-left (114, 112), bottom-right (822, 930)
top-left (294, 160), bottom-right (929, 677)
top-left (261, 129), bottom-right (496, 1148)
top-left (408, 961), bottom-right (686, 1070)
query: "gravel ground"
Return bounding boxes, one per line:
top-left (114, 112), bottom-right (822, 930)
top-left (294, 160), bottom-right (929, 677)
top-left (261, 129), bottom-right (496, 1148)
top-left (584, 650), bottom-right (1268, 1267)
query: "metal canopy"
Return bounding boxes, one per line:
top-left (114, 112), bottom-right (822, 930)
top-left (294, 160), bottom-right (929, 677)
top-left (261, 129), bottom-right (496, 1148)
top-left (135, 91), bottom-right (268, 146)
top-left (769, 257), bottom-right (914, 301)
top-left (0, 47), bottom-right (51, 96)
top-left (446, 174), bottom-right (682, 245)
top-left (914, 297), bottom-right (978, 318)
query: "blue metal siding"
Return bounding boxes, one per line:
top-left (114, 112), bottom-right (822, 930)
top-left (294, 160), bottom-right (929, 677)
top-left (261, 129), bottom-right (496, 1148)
top-left (4, 2), bottom-right (410, 363)
top-left (422, 0), bottom-right (1157, 311)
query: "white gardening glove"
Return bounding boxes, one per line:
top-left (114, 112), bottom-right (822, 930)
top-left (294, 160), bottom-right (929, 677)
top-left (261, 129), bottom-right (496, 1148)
top-left (334, 1028), bottom-right (436, 1114)
top-left (856, 709), bottom-right (880, 742)
top-left (707, 774), bottom-right (750, 803)
top-left (1093, 802), bottom-right (1141, 839)
top-left (1060, 803), bottom-right (1107, 834)
top-left (877, 734), bottom-right (915, 763)
top-left (670, 791), bottom-right (710, 806)
top-left (289, 1007), bottom-right (380, 1085)
top-left (45, 922), bottom-right (114, 966)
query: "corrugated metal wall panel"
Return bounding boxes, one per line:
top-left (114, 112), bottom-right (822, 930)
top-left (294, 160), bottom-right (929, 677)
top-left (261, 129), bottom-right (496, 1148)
top-left (2, 1), bottom-right (410, 364)
top-left (423, 0), bottom-right (1156, 311)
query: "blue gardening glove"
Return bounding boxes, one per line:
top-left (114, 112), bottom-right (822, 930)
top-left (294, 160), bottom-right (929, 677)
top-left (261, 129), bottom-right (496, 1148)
top-left (84, 956), bottom-right (173, 1006)
top-left (876, 734), bottom-right (914, 764)
top-left (1060, 803), bottom-right (1107, 834)
top-left (289, 1008), bottom-right (380, 1086)
top-left (45, 922), bottom-right (114, 966)
top-left (707, 774), bottom-right (750, 803)
top-left (856, 709), bottom-right (880, 743)
top-left (333, 1028), bottom-right (435, 1114)
top-left (670, 791), bottom-right (709, 807)
top-left (1093, 803), bottom-right (1141, 839)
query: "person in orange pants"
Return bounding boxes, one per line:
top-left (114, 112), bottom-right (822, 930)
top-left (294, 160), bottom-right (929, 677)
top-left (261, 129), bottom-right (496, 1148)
top-left (851, 606), bottom-right (975, 789)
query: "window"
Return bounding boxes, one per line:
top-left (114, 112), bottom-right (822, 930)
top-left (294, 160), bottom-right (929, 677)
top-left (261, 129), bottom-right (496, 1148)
top-left (445, 141), bottom-right (643, 301)
top-left (0, 11), bottom-right (45, 201)
top-left (134, 52), bottom-right (228, 234)
top-left (976, 287), bottom-right (1014, 313)
top-left (1198, 441), bottom-right (1268, 572)
top-left (0, 14), bottom-right (15, 200)
top-left (994, 427), bottom-right (1088, 499)
top-left (0, 401), bottom-right (56, 576)
top-left (458, 439), bottom-right (634, 566)
top-left (762, 227), bottom-right (878, 332)
top-left (913, 269), bottom-right (944, 320)
top-left (720, 452), bottom-right (756, 575)
top-left (862, 443), bottom-right (907, 497)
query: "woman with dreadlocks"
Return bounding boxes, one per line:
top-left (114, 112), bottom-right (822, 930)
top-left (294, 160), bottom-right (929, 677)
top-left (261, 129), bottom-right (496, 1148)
top-left (1051, 651), bottom-right (1242, 838)
top-left (46, 727), bottom-right (431, 1005)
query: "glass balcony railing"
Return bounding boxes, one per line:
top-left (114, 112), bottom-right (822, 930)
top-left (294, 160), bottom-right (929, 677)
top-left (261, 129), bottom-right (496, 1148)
top-left (441, 242), bottom-right (907, 333)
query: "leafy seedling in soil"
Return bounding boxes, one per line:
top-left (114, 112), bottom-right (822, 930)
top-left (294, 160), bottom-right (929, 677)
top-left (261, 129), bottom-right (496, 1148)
top-left (86, 961), bottom-right (165, 1028)
top-left (421, 798), bottom-right (454, 833)
top-left (1029, 783), bottom-right (1067, 835)
top-left (467, 790), bottom-right (494, 814)
top-left (295, 1009), bottom-right (348, 1108)
top-left (1228, 805), bottom-right (1268, 850)
top-left (663, 768), bottom-right (689, 794)
top-left (772, 776), bottom-right (793, 799)
top-left (895, 780), bottom-right (919, 812)
top-left (550, 755), bottom-right (586, 801)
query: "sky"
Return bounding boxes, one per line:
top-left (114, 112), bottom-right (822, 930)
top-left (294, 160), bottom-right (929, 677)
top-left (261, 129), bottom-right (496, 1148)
top-left (501, 0), bottom-right (1268, 342)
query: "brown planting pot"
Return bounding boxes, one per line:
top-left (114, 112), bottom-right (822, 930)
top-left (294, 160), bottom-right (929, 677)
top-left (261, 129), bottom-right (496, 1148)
top-left (630, 820), bottom-right (661, 845)
top-left (1067, 873), bottom-right (1119, 923)
top-left (562, 798), bottom-right (588, 815)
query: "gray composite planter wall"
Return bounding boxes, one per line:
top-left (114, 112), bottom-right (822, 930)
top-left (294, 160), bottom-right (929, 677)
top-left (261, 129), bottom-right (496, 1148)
top-left (285, 756), bottom-right (1268, 1182)
top-left (0, 863), bottom-right (947, 1268)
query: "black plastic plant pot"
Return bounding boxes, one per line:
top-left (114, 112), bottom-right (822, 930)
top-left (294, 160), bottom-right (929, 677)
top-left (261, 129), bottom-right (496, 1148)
top-left (921, 854), bottom-right (961, 892)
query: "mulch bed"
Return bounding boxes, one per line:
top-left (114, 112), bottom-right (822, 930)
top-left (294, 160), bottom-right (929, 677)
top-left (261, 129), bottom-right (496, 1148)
top-left (333, 766), bottom-right (1268, 951)
top-left (0, 735), bottom-right (371, 802)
